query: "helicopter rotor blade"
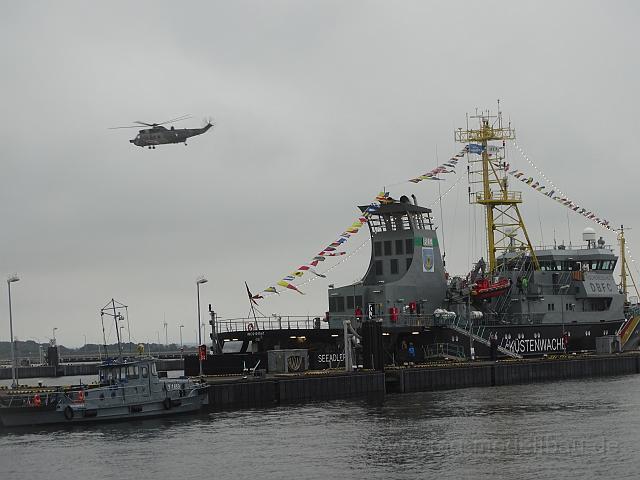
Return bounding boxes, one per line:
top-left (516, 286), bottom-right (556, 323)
top-left (134, 121), bottom-right (156, 127)
top-left (108, 125), bottom-right (144, 129)
top-left (155, 114), bottom-right (193, 126)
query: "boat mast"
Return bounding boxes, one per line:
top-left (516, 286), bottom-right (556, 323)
top-left (100, 298), bottom-right (127, 360)
top-left (455, 105), bottom-right (539, 273)
top-left (619, 225), bottom-right (628, 303)
top-left (112, 299), bottom-right (123, 359)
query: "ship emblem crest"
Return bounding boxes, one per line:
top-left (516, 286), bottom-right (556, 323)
top-left (287, 355), bottom-right (303, 372)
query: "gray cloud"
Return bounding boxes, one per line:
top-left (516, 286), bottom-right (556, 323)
top-left (1, 1), bottom-right (638, 346)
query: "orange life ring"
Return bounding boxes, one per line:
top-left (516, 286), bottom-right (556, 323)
top-left (33, 394), bottom-right (42, 407)
top-left (247, 323), bottom-right (254, 331)
top-left (77, 390), bottom-right (85, 403)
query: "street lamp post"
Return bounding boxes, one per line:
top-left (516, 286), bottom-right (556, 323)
top-left (7, 274), bottom-right (20, 388)
top-left (196, 277), bottom-right (208, 376)
top-left (52, 327), bottom-right (59, 363)
top-left (179, 324), bottom-right (185, 359)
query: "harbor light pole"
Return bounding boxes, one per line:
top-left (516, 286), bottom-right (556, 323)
top-left (179, 324), bottom-right (185, 359)
top-left (7, 274), bottom-right (20, 389)
top-left (196, 276), bottom-right (208, 376)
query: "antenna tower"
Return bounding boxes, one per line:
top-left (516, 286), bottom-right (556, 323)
top-left (455, 105), bottom-right (539, 273)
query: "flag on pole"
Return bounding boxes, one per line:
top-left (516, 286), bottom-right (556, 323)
top-left (245, 282), bottom-right (261, 305)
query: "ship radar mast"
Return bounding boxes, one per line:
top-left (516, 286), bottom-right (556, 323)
top-left (455, 104), bottom-right (539, 273)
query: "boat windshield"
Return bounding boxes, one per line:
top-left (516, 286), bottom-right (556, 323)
top-left (99, 367), bottom-right (122, 385)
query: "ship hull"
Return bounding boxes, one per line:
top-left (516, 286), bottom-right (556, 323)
top-left (218, 318), bottom-right (625, 368)
top-left (0, 391), bottom-right (208, 427)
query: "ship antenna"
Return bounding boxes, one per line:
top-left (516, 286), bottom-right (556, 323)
top-left (436, 145), bottom-right (447, 268)
top-left (455, 106), bottom-right (539, 273)
top-left (537, 198), bottom-right (545, 247)
top-left (112, 299), bottom-right (123, 359)
top-left (100, 311), bottom-right (109, 358)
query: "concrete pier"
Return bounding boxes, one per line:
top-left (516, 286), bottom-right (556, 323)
top-left (3, 354), bottom-right (639, 412)
top-left (388, 352), bottom-right (640, 394)
top-left (0, 359), bottom-right (184, 380)
top-left (205, 371), bottom-right (385, 409)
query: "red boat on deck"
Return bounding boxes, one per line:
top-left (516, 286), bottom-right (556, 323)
top-left (471, 277), bottom-right (511, 300)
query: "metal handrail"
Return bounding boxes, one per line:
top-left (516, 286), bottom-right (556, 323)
top-left (218, 315), bottom-right (324, 332)
top-left (217, 313), bottom-right (436, 333)
top-left (424, 343), bottom-right (465, 359)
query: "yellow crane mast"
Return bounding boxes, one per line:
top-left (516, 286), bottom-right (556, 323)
top-left (455, 107), bottom-right (539, 273)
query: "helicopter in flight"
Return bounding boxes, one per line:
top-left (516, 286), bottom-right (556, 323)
top-left (110, 115), bottom-right (214, 149)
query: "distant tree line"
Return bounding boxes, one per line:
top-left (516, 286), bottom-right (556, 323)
top-left (0, 340), bottom-right (196, 361)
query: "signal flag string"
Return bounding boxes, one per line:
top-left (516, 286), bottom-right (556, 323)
top-left (275, 172), bottom-right (465, 293)
top-left (512, 140), bottom-right (640, 279)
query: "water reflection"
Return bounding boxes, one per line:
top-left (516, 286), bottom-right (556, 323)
top-left (1, 375), bottom-right (639, 480)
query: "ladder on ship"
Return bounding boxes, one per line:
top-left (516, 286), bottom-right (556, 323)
top-left (450, 319), bottom-right (522, 359)
top-left (493, 256), bottom-right (534, 316)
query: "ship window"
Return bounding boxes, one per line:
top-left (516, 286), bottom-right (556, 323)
top-left (355, 295), bottom-right (363, 308)
top-left (540, 260), bottom-right (560, 271)
top-left (395, 240), bottom-right (404, 255)
top-left (375, 260), bottom-right (383, 275)
top-left (374, 242), bottom-right (382, 257)
top-left (151, 363), bottom-right (157, 376)
top-left (141, 366), bottom-right (148, 378)
top-left (391, 259), bottom-right (399, 274)
top-left (126, 365), bottom-right (139, 380)
top-left (384, 241), bottom-right (392, 256)
top-left (336, 297), bottom-right (345, 311)
top-left (406, 257), bottom-right (413, 270)
top-left (329, 297), bottom-right (337, 312)
top-left (347, 296), bottom-right (354, 309)
top-left (406, 239), bottom-right (414, 255)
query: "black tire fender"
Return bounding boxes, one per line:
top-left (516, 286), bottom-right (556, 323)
top-left (163, 397), bottom-right (172, 410)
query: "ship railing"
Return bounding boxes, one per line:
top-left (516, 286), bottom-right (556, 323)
top-left (424, 343), bottom-right (466, 359)
top-left (473, 191), bottom-right (522, 203)
top-left (532, 243), bottom-right (613, 252)
top-left (326, 313), bottom-right (434, 328)
top-left (217, 314), bottom-right (436, 332)
top-left (443, 312), bottom-right (546, 333)
top-left (218, 315), bottom-right (327, 332)
top-left (0, 391), bottom-right (61, 408)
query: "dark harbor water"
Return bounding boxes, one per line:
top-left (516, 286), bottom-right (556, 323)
top-left (1, 374), bottom-right (640, 480)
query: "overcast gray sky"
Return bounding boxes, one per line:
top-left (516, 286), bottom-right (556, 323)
top-left (1, 1), bottom-right (638, 347)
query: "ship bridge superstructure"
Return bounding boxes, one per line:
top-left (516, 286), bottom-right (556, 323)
top-left (483, 240), bottom-right (625, 325)
top-left (327, 195), bottom-right (447, 329)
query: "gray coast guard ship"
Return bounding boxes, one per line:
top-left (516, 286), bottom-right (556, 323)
top-left (213, 110), bottom-right (640, 368)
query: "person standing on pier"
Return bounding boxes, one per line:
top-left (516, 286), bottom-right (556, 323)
top-left (408, 343), bottom-right (416, 365)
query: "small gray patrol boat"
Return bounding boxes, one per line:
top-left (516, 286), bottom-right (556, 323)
top-left (0, 355), bottom-right (208, 427)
